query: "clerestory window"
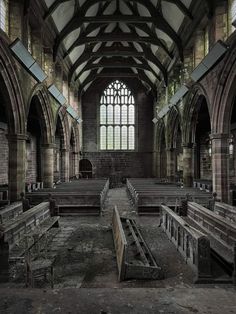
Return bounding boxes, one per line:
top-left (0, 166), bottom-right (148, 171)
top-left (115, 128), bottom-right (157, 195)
top-left (100, 80), bottom-right (135, 150)
top-left (0, 0), bottom-right (8, 33)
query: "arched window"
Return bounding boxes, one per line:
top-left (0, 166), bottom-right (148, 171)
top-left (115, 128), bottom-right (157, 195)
top-left (100, 80), bottom-right (135, 150)
top-left (0, 0), bottom-right (8, 33)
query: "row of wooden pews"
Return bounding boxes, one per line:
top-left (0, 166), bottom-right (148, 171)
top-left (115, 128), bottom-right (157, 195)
top-left (160, 200), bottom-right (236, 284)
top-left (127, 178), bottom-right (211, 215)
top-left (0, 201), bottom-right (60, 283)
top-left (26, 179), bottom-right (109, 216)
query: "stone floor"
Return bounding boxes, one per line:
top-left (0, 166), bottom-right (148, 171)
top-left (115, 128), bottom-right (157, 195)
top-left (0, 187), bottom-right (236, 313)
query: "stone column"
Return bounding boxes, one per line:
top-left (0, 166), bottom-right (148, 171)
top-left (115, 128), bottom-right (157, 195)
top-left (73, 152), bottom-right (79, 178)
top-left (154, 150), bottom-right (161, 178)
top-left (61, 148), bottom-right (69, 182)
top-left (8, 134), bottom-right (27, 201)
top-left (41, 144), bottom-right (54, 188)
top-left (183, 143), bottom-right (194, 187)
top-left (166, 148), bottom-right (176, 182)
top-left (211, 133), bottom-right (230, 203)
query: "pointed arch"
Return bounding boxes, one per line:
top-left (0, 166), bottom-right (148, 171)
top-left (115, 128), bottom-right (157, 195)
top-left (0, 37), bottom-right (26, 134)
top-left (27, 84), bottom-right (54, 145)
top-left (99, 79), bottom-right (136, 150)
top-left (182, 84), bottom-right (211, 145)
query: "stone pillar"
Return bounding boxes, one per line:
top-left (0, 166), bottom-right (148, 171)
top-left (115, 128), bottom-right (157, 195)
top-left (183, 144), bottom-right (194, 187)
top-left (73, 152), bottom-right (79, 178)
top-left (153, 150), bottom-right (161, 178)
top-left (166, 148), bottom-right (176, 182)
top-left (61, 148), bottom-right (69, 182)
top-left (211, 133), bottom-right (230, 203)
top-left (41, 144), bottom-right (54, 188)
top-left (8, 134), bottom-right (27, 201)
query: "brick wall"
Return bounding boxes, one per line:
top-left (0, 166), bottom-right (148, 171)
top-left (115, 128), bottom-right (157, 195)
top-left (82, 78), bottom-right (154, 178)
top-left (0, 123), bottom-right (8, 185)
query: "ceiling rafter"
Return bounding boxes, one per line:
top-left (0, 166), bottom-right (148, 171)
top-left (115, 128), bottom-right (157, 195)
top-left (78, 68), bottom-right (156, 96)
top-left (51, 0), bottom-right (183, 61)
top-left (75, 57), bottom-right (161, 82)
top-left (64, 33), bottom-right (170, 58)
top-left (68, 44), bottom-right (144, 83)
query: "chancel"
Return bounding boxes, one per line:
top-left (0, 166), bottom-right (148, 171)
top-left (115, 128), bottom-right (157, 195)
top-left (0, 0), bottom-right (236, 312)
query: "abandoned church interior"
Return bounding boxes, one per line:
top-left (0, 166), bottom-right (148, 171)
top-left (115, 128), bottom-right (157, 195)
top-left (1, 0), bottom-right (236, 313)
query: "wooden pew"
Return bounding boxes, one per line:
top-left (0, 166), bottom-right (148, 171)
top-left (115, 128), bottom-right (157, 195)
top-left (26, 179), bottom-right (109, 216)
top-left (127, 178), bottom-right (211, 215)
top-left (161, 204), bottom-right (211, 282)
top-left (214, 202), bottom-right (236, 223)
top-left (187, 202), bottom-right (236, 265)
top-left (0, 202), bottom-right (59, 282)
top-left (0, 202), bottom-right (23, 224)
top-left (112, 206), bottom-right (163, 281)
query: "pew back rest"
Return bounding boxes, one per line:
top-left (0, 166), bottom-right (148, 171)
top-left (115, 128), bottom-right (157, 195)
top-left (188, 202), bottom-right (236, 247)
top-left (215, 202), bottom-right (236, 222)
top-left (1, 202), bottom-right (50, 249)
top-left (112, 206), bottom-right (127, 281)
top-left (0, 202), bottom-right (22, 224)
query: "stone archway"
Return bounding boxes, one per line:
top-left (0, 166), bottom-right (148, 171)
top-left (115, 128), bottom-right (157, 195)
top-left (54, 108), bottom-right (70, 182)
top-left (154, 120), bottom-right (167, 179)
top-left (0, 37), bottom-right (26, 200)
top-left (166, 108), bottom-right (183, 182)
top-left (79, 159), bottom-right (93, 178)
top-left (27, 85), bottom-right (54, 188)
top-left (182, 86), bottom-right (211, 187)
top-left (211, 48), bottom-right (236, 202)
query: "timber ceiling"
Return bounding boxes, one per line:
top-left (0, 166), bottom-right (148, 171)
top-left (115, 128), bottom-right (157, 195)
top-left (43, 0), bottom-right (194, 94)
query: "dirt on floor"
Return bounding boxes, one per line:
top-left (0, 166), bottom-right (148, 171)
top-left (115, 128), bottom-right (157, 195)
top-left (0, 187), bottom-right (236, 314)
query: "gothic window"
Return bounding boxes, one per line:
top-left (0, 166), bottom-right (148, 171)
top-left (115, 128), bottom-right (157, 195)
top-left (100, 80), bottom-right (135, 150)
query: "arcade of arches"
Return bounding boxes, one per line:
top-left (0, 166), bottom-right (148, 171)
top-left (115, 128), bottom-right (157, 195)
top-left (0, 1), bottom-right (235, 203)
top-left (1, 0), bottom-right (236, 312)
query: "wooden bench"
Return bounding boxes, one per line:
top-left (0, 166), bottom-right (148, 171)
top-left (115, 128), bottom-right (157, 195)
top-left (0, 202), bottom-right (23, 224)
top-left (112, 206), bottom-right (163, 281)
top-left (0, 202), bottom-right (59, 282)
top-left (161, 204), bottom-right (211, 282)
top-left (187, 202), bottom-right (236, 265)
top-left (26, 179), bottom-right (109, 216)
top-left (214, 202), bottom-right (236, 223)
top-left (126, 178), bottom-right (211, 215)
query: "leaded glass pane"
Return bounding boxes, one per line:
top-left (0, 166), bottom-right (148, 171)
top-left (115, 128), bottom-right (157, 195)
top-left (100, 105), bottom-right (106, 124)
top-left (121, 126), bottom-right (127, 149)
top-left (114, 105), bottom-right (120, 124)
top-left (128, 105), bottom-right (135, 124)
top-left (114, 126), bottom-right (120, 149)
top-left (107, 126), bottom-right (113, 149)
top-left (129, 126), bottom-right (135, 150)
top-left (107, 105), bottom-right (113, 124)
top-left (121, 105), bottom-right (127, 124)
top-left (100, 126), bottom-right (106, 150)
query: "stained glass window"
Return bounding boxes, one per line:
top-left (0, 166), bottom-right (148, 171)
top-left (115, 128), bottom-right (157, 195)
top-left (100, 80), bottom-right (135, 150)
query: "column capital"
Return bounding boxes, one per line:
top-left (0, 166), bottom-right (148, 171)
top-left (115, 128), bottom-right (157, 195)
top-left (41, 143), bottom-right (55, 149)
top-left (210, 133), bottom-right (230, 140)
top-left (7, 134), bottom-right (28, 141)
